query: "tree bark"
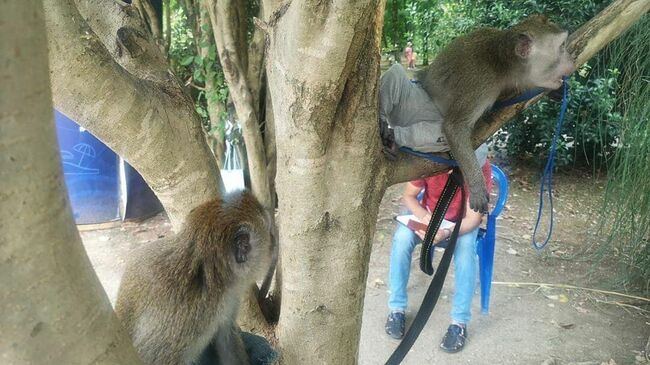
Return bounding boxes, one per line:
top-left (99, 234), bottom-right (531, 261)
top-left (44, 0), bottom-right (223, 229)
top-left (133, 0), bottom-right (164, 47)
top-left (267, 1), bottom-right (388, 363)
top-left (0, 2), bottom-right (142, 363)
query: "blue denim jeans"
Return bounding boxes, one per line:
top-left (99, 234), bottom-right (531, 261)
top-left (388, 223), bottom-right (479, 324)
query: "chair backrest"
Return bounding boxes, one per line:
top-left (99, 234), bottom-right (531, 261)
top-left (489, 164), bottom-right (509, 219)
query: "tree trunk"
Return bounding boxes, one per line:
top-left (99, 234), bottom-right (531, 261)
top-left (267, 1), bottom-right (389, 363)
top-left (0, 2), bottom-right (142, 363)
top-left (44, 0), bottom-right (223, 229)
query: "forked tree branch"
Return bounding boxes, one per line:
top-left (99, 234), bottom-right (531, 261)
top-left (388, 0), bottom-right (650, 186)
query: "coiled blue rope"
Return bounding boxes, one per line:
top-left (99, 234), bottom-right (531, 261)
top-left (532, 77), bottom-right (570, 250)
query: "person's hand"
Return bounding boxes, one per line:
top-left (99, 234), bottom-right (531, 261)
top-left (414, 213), bottom-right (452, 242)
top-left (415, 226), bottom-right (450, 242)
top-left (414, 213), bottom-right (431, 240)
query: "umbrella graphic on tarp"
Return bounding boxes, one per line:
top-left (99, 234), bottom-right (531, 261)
top-left (74, 143), bottom-right (95, 167)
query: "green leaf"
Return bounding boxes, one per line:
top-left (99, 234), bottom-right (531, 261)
top-left (193, 68), bottom-right (204, 83)
top-left (180, 55), bottom-right (195, 66)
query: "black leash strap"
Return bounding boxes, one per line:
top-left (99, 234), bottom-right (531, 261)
top-left (385, 168), bottom-right (466, 365)
top-left (419, 167), bottom-right (464, 275)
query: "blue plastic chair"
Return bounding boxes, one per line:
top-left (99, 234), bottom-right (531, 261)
top-left (477, 164), bottom-right (509, 313)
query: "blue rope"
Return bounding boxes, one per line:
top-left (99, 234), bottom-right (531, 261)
top-left (398, 146), bottom-right (458, 166)
top-left (492, 88), bottom-right (546, 109)
top-left (532, 77), bottom-right (570, 250)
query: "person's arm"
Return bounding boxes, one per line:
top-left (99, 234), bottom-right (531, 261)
top-left (404, 182), bottom-right (449, 243)
top-left (403, 182), bottom-right (428, 221)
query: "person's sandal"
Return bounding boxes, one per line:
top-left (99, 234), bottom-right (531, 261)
top-left (440, 324), bottom-right (467, 353)
top-left (385, 311), bottom-right (406, 340)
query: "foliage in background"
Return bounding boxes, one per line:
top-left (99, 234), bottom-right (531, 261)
top-left (494, 66), bottom-right (623, 170)
top-left (166, 1), bottom-right (228, 134)
top-left (598, 16), bottom-right (650, 292)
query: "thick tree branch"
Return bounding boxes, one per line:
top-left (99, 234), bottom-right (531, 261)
top-left (75, 0), bottom-right (170, 83)
top-left (1, 1), bottom-right (143, 362)
top-left (197, 1), bottom-right (226, 168)
top-left (133, 0), bottom-right (163, 45)
top-left (388, 0), bottom-right (650, 186)
top-left (45, 0), bottom-right (223, 229)
top-left (206, 0), bottom-right (273, 210)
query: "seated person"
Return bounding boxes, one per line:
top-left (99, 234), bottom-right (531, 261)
top-left (385, 150), bottom-right (492, 354)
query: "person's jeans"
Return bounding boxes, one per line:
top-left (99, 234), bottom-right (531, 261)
top-left (388, 223), bottom-right (479, 324)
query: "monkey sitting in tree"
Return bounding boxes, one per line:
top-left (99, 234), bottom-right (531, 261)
top-left (380, 15), bottom-right (575, 213)
top-left (115, 190), bottom-right (275, 365)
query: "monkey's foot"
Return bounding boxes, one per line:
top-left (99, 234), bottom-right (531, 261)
top-left (469, 187), bottom-right (489, 214)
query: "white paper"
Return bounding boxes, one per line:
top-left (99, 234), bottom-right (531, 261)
top-left (395, 214), bottom-right (455, 230)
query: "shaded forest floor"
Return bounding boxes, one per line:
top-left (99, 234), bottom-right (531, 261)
top-left (80, 163), bottom-right (649, 365)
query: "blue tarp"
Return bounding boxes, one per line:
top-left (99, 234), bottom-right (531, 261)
top-left (54, 110), bottom-right (162, 224)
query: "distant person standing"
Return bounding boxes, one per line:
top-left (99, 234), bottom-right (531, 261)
top-left (404, 41), bottom-right (414, 69)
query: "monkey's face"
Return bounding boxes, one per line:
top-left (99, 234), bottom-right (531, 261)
top-left (228, 203), bottom-right (275, 280)
top-left (526, 30), bottom-right (574, 89)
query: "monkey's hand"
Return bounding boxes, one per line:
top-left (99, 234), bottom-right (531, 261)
top-left (468, 182), bottom-right (489, 214)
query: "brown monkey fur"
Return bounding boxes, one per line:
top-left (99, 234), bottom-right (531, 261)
top-left (115, 190), bottom-right (274, 365)
top-left (418, 15), bottom-right (574, 213)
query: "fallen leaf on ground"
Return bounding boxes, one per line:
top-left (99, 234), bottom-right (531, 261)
top-left (558, 294), bottom-right (569, 303)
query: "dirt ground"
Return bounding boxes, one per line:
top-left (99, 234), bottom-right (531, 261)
top-left (80, 164), bottom-right (649, 365)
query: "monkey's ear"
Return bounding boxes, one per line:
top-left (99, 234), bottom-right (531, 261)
top-left (515, 33), bottom-right (532, 59)
top-left (233, 229), bottom-right (251, 264)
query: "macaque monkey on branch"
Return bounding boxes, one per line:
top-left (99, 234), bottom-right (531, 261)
top-left (418, 15), bottom-right (575, 213)
top-left (115, 191), bottom-right (274, 365)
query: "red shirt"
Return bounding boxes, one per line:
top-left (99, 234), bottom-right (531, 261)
top-left (411, 161), bottom-right (493, 222)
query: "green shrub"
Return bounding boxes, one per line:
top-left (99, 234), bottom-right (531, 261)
top-left (493, 66), bottom-right (623, 170)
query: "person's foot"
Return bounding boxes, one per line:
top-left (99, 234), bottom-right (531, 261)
top-left (440, 323), bottom-right (467, 353)
top-left (385, 311), bottom-right (406, 339)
